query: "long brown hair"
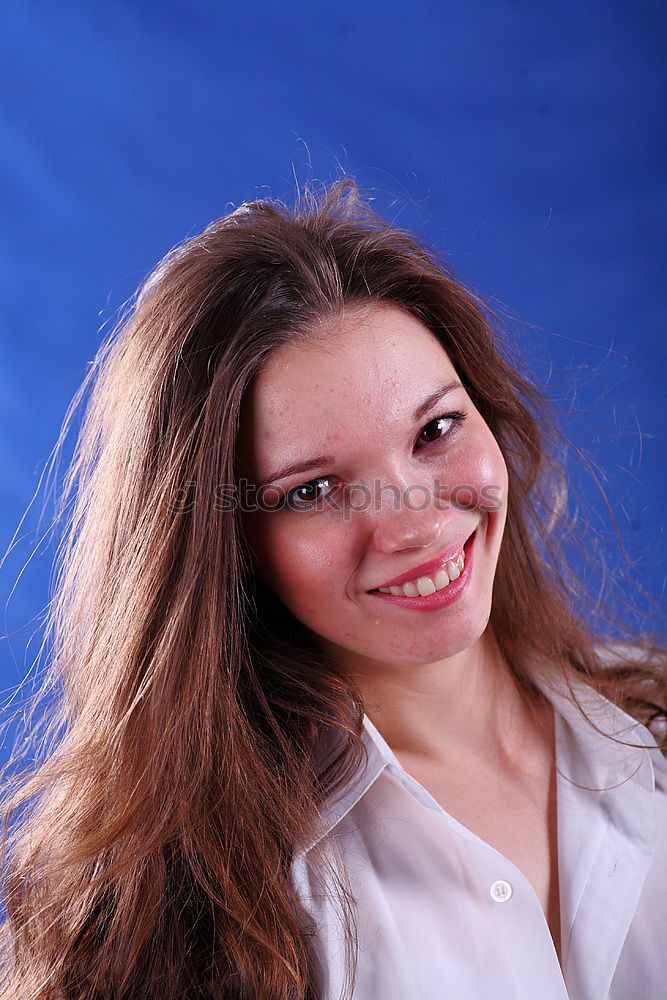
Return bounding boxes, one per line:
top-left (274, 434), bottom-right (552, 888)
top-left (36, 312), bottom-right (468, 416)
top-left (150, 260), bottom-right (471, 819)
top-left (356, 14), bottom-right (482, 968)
top-left (0, 178), bottom-right (664, 999)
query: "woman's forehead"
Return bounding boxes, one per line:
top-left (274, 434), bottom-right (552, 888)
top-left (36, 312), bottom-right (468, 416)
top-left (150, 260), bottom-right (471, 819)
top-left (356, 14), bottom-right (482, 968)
top-left (237, 304), bottom-right (458, 476)
top-left (252, 305), bottom-right (453, 412)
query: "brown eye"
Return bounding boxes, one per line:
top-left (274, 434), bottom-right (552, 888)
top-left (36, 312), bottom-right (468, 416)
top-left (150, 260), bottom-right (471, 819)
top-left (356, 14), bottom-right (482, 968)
top-left (295, 482), bottom-right (320, 501)
top-left (283, 476), bottom-right (333, 510)
top-left (416, 412), bottom-right (465, 447)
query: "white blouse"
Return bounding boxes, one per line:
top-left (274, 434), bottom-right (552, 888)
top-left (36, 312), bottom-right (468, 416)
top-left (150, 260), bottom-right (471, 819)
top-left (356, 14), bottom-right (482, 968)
top-left (291, 674), bottom-right (667, 1000)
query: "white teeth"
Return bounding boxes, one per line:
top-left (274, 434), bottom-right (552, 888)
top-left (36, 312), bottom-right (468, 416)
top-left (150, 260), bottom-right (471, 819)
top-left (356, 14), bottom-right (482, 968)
top-left (416, 576), bottom-right (437, 597)
top-left (445, 560), bottom-right (460, 580)
top-left (375, 547), bottom-right (466, 598)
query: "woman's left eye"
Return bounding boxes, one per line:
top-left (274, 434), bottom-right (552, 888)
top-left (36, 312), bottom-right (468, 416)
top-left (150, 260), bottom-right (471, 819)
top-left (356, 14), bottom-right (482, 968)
top-left (416, 411), bottom-right (466, 447)
top-left (280, 476), bottom-right (335, 511)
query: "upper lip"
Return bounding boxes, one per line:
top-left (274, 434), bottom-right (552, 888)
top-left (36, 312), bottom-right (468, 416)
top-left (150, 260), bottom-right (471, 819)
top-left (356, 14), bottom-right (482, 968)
top-left (368, 530), bottom-right (475, 591)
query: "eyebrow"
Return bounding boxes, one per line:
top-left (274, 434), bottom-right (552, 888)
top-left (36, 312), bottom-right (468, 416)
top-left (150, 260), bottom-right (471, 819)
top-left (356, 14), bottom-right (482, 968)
top-left (257, 379), bottom-right (463, 488)
top-left (412, 379), bottom-right (463, 423)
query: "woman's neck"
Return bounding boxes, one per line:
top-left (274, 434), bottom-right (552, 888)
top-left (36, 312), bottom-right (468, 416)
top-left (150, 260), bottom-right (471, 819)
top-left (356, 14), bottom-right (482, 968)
top-left (326, 630), bottom-right (550, 767)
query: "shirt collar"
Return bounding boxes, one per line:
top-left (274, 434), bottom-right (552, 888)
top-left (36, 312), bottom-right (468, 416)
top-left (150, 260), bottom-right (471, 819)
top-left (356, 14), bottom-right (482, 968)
top-left (299, 669), bottom-right (658, 856)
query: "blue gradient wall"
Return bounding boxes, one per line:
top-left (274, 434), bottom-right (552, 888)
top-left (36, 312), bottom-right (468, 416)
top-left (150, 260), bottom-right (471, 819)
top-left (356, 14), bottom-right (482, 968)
top-left (1, 1), bottom-right (664, 749)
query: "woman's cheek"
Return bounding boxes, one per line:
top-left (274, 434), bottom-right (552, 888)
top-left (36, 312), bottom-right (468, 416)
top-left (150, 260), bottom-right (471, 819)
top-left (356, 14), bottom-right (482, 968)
top-left (256, 517), bottom-right (346, 606)
top-left (443, 431), bottom-right (508, 506)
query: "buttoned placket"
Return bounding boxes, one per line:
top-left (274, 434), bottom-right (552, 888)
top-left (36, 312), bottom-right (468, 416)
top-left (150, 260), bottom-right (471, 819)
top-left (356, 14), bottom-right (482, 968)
top-left (293, 676), bottom-right (659, 1000)
top-left (380, 754), bottom-right (569, 1000)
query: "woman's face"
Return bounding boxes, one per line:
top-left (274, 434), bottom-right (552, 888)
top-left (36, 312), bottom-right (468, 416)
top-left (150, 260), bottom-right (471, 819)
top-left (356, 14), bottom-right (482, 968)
top-left (237, 303), bottom-right (509, 670)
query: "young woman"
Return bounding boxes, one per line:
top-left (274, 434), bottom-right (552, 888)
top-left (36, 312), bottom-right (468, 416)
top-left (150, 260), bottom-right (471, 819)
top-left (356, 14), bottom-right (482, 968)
top-left (0, 179), bottom-right (665, 1000)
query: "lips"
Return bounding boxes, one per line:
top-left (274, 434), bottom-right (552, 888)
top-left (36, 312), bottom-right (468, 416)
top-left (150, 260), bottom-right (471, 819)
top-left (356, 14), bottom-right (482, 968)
top-left (367, 528), bottom-right (477, 592)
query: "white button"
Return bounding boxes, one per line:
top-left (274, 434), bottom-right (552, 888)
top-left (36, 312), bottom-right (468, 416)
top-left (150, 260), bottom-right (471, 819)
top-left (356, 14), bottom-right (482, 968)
top-left (490, 879), bottom-right (513, 902)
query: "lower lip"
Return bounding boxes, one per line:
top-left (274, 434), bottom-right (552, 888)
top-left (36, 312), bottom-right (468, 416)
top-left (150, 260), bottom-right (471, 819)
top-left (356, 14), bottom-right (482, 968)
top-left (367, 531), bottom-right (476, 612)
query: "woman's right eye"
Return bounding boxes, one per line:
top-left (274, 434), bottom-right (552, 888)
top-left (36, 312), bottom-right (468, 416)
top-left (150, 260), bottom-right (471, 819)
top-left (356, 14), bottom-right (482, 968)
top-left (281, 476), bottom-right (334, 510)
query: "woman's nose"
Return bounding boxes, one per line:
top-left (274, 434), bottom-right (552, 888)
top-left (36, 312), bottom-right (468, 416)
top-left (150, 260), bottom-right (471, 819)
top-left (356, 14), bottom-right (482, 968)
top-left (369, 494), bottom-right (447, 555)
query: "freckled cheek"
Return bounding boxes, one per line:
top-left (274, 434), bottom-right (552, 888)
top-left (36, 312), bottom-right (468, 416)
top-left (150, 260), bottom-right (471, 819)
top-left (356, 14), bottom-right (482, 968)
top-left (247, 518), bottom-right (354, 607)
top-left (445, 434), bottom-right (508, 506)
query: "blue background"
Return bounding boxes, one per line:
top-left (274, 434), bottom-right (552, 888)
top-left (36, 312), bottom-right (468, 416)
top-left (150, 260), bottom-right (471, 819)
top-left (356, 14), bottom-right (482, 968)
top-left (1, 1), bottom-right (665, 749)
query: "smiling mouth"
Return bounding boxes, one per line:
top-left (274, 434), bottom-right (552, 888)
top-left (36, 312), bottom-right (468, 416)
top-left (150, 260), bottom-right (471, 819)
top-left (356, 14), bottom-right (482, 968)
top-left (368, 530), bottom-right (475, 599)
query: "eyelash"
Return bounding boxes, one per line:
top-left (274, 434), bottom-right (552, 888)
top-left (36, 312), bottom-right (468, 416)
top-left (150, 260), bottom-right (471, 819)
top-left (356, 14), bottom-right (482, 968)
top-left (277, 410), bottom-right (467, 512)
